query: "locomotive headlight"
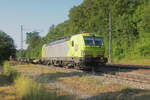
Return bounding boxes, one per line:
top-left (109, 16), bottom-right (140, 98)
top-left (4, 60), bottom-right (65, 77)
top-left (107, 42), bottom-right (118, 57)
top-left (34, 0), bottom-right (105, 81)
top-left (82, 50), bottom-right (86, 56)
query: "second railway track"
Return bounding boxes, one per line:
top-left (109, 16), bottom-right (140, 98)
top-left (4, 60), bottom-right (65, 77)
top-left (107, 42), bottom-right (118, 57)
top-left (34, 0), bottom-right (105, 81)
top-left (85, 65), bottom-right (150, 89)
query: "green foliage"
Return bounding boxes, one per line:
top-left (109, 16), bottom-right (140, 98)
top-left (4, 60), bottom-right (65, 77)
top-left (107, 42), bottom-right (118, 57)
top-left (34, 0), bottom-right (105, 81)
top-left (3, 61), bottom-right (12, 73)
top-left (25, 31), bottom-right (45, 58)
top-left (137, 37), bottom-right (150, 57)
top-left (3, 61), bottom-right (20, 82)
top-left (15, 75), bottom-right (71, 100)
top-left (16, 49), bottom-right (26, 58)
top-left (26, 31), bottom-right (40, 44)
top-left (24, 0), bottom-right (150, 61)
top-left (0, 31), bottom-right (16, 63)
top-left (137, 2), bottom-right (150, 33)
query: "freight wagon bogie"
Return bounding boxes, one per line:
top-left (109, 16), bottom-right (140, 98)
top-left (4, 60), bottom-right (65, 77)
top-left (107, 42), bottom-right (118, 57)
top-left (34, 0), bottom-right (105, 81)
top-left (42, 33), bottom-right (108, 69)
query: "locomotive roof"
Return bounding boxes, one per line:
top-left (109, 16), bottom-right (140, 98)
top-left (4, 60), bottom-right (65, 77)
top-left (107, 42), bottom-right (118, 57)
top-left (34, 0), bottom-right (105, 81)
top-left (45, 33), bottom-right (100, 47)
top-left (45, 36), bottom-right (70, 47)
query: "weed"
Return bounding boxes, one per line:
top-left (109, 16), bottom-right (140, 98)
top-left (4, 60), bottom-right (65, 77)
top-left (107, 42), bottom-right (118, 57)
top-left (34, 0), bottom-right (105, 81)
top-left (3, 61), bottom-right (20, 82)
top-left (3, 61), bottom-right (12, 74)
top-left (15, 75), bottom-right (71, 100)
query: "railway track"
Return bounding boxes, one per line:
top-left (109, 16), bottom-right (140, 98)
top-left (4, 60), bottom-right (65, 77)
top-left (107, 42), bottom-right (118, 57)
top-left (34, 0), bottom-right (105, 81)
top-left (51, 63), bottom-right (150, 87)
top-left (102, 73), bottom-right (150, 84)
top-left (86, 65), bottom-right (150, 88)
top-left (57, 64), bottom-right (150, 89)
top-left (10, 61), bottom-right (150, 88)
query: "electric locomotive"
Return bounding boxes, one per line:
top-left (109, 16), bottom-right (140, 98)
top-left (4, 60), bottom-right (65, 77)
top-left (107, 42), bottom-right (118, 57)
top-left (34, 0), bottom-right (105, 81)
top-left (41, 33), bottom-right (107, 69)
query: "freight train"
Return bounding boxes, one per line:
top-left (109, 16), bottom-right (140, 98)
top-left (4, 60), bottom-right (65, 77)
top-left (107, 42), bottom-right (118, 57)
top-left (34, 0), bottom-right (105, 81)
top-left (41, 33), bottom-right (107, 69)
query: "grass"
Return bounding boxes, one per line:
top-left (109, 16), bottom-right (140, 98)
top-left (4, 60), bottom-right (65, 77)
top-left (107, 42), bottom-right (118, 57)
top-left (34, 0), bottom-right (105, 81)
top-left (0, 62), bottom-right (16, 100)
top-left (57, 75), bottom-right (127, 96)
top-left (0, 85), bottom-right (16, 100)
top-left (113, 56), bottom-right (150, 65)
top-left (4, 64), bottom-right (150, 100)
top-left (3, 61), bottom-right (20, 82)
top-left (15, 75), bottom-right (72, 100)
top-left (14, 65), bottom-right (128, 95)
top-left (98, 88), bottom-right (150, 100)
top-left (0, 74), bottom-right (11, 85)
top-left (0, 73), bottom-right (73, 100)
top-left (0, 62), bottom-right (75, 100)
top-left (113, 58), bottom-right (150, 66)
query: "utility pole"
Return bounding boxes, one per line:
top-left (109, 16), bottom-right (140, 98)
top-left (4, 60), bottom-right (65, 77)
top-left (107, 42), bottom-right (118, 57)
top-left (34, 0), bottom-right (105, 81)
top-left (21, 25), bottom-right (23, 58)
top-left (109, 12), bottom-right (112, 63)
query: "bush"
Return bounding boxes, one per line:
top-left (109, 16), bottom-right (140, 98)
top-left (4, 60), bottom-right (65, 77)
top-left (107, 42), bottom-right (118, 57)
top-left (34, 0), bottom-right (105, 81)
top-left (3, 61), bottom-right (12, 73)
top-left (3, 61), bottom-right (20, 82)
top-left (15, 75), bottom-right (69, 100)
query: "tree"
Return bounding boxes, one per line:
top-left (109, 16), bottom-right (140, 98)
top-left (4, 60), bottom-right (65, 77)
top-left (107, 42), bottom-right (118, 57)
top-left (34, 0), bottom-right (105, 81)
top-left (26, 31), bottom-right (40, 44)
top-left (23, 0), bottom-right (150, 60)
top-left (25, 31), bottom-right (41, 58)
top-left (0, 31), bottom-right (16, 63)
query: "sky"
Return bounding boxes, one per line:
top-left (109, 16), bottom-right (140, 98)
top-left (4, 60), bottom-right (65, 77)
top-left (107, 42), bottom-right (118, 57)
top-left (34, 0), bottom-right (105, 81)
top-left (0, 0), bottom-right (83, 49)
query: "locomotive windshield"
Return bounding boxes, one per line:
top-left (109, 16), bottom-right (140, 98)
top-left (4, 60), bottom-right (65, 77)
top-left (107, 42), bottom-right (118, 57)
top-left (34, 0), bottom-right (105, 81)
top-left (84, 36), bottom-right (103, 46)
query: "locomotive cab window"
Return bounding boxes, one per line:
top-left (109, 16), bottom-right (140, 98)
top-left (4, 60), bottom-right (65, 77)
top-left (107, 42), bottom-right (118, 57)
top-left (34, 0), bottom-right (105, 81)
top-left (84, 36), bottom-right (103, 46)
top-left (72, 41), bottom-right (74, 47)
